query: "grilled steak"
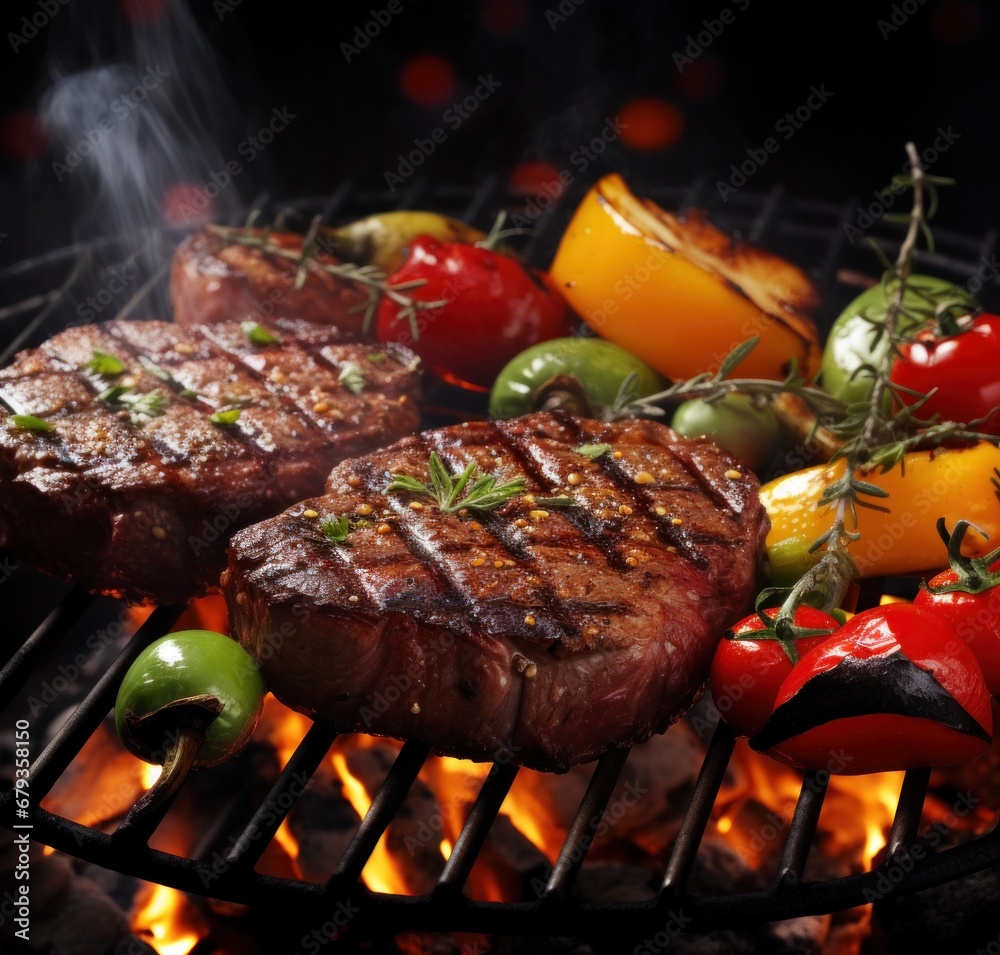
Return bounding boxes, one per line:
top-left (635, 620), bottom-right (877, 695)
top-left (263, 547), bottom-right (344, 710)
top-left (171, 227), bottom-right (370, 332)
top-left (0, 319), bottom-right (420, 604)
top-left (224, 411), bottom-right (769, 771)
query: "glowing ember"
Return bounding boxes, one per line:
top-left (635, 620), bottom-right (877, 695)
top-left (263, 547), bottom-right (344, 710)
top-left (141, 762), bottom-right (163, 791)
top-left (132, 884), bottom-right (205, 955)
top-left (440, 838), bottom-right (453, 860)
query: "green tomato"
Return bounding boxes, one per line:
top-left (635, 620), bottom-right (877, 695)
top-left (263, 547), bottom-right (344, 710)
top-left (670, 393), bottom-right (780, 474)
top-left (821, 275), bottom-right (979, 407)
top-left (489, 337), bottom-right (666, 419)
top-left (115, 630), bottom-right (265, 769)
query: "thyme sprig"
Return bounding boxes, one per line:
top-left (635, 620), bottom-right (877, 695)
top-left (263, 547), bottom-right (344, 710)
top-left (773, 141), bottom-right (947, 624)
top-left (386, 452), bottom-right (526, 514)
top-left (208, 216), bottom-right (447, 340)
top-left (620, 337), bottom-right (847, 421)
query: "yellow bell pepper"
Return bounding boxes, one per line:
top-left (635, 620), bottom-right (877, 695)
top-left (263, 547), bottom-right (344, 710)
top-left (549, 173), bottom-right (822, 382)
top-left (761, 441), bottom-right (1000, 583)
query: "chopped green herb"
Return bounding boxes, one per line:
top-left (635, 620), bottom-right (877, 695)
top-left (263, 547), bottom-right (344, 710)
top-left (138, 357), bottom-right (173, 383)
top-left (338, 362), bottom-right (366, 395)
top-left (209, 409), bottom-right (242, 426)
top-left (386, 452), bottom-right (526, 515)
top-left (367, 351), bottom-right (387, 364)
top-left (82, 350), bottom-right (125, 378)
top-left (242, 322), bottom-right (280, 346)
top-left (124, 391), bottom-right (168, 421)
top-left (97, 384), bottom-right (132, 404)
top-left (536, 496), bottom-right (575, 507)
top-left (575, 443), bottom-right (613, 460)
top-left (10, 414), bottom-right (54, 433)
top-left (319, 514), bottom-right (352, 545)
top-left (179, 388), bottom-right (200, 400)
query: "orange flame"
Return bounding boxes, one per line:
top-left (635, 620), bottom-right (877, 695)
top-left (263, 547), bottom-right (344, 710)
top-left (132, 884), bottom-right (205, 955)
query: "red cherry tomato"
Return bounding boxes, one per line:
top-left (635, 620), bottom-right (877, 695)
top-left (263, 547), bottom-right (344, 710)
top-left (709, 606), bottom-right (840, 738)
top-left (750, 604), bottom-right (993, 775)
top-left (889, 313), bottom-right (1000, 434)
top-left (375, 235), bottom-right (569, 391)
top-left (913, 521), bottom-right (1000, 694)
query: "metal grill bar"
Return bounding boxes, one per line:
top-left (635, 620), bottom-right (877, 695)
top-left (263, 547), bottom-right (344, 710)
top-left (28, 604), bottom-right (184, 799)
top-left (661, 720), bottom-right (737, 894)
top-left (0, 586), bottom-right (93, 710)
top-left (332, 739), bottom-right (431, 885)
top-left (436, 763), bottom-right (519, 892)
top-left (777, 771), bottom-right (830, 885)
top-left (544, 746), bottom-right (630, 898)
top-left (886, 767), bottom-right (932, 860)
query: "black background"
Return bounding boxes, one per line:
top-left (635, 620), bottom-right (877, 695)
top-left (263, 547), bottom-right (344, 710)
top-left (1, 0), bottom-right (998, 266)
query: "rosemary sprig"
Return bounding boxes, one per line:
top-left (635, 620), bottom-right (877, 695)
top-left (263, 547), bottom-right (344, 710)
top-left (386, 452), bottom-right (526, 514)
top-left (209, 217), bottom-right (448, 340)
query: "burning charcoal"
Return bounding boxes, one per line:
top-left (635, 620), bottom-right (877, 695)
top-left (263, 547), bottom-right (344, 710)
top-left (22, 874), bottom-right (130, 955)
top-left (286, 760), bottom-right (362, 882)
top-left (874, 862), bottom-right (1000, 951)
top-left (570, 862), bottom-right (658, 903)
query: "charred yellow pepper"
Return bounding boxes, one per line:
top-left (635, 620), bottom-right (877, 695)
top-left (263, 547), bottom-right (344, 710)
top-left (549, 174), bottom-right (822, 382)
top-left (762, 442), bottom-right (1000, 584)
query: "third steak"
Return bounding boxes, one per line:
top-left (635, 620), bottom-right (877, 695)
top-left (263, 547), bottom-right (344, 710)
top-left (224, 411), bottom-right (770, 771)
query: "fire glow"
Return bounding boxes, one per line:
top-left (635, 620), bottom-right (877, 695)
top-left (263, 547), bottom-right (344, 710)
top-left (34, 595), bottom-right (995, 953)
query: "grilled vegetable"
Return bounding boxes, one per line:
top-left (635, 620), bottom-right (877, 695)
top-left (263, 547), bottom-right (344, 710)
top-left (670, 393), bottom-right (780, 474)
top-left (914, 519), bottom-right (1000, 693)
top-left (548, 173), bottom-right (822, 382)
top-left (710, 605), bottom-right (840, 738)
top-left (750, 604), bottom-right (993, 775)
top-left (889, 312), bottom-right (1000, 434)
top-left (760, 441), bottom-right (1000, 583)
top-left (820, 274), bottom-right (979, 407)
top-left (376, 234), bottom-right (569, 391)
top-left (115, 630), bottom-right (265, 830)
top-left (488, 337), bottom-right (665, 419)
top-left (321, 210), bottom-right (487, 275)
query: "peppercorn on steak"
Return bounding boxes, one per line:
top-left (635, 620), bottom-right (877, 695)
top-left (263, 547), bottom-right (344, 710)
top-left (0, 319), bottom-right (420, 604)
top-left (224, 411), bottom-right (770, 771)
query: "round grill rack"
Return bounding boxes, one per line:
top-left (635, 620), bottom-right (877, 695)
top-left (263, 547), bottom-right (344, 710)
top-left (2, 176), bottom-right (1000, 947)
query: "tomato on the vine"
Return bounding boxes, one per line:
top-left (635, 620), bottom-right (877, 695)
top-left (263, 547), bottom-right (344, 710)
top-left (375, 234), bottom-right (570, 391)
top-left (889, 312), bottom-right (1000, 434)
top-left (913, 519), bottom-right (1000, 694)
top-left (709, 605), bottom-right (840, 738)
top-left (750, 604), bottom-right (993, 775)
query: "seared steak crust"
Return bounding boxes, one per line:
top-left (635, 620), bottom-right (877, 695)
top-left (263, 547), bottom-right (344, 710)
top-left (0, 320), bottom-right (420, 604)
top-left (170, 227), bottom-right (371, 333)
top-left (225, 411), bottom-right (769, 771)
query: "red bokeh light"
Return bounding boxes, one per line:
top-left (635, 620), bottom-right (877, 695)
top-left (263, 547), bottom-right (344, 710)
top-left (161, 182), bottom-right (216, 228)
top-left (479, 0), bottom-right (528, 34)
top-left (399, 54), bottom-right (457, 107)
top-left (618, 98), bottom-right (684, 152)
top-left (508, 160), bottom-right (563, 196)
top-left (118, 0), bottom-right (171, 25)
top-left (930, 0), bottom-right (981, 43)
top-left (674, 55), bottom-right (725, 101)
top-left (0, 111), bottom-right (49, 161)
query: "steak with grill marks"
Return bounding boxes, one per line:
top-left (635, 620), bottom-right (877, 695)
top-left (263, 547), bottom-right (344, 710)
top-left (0, 319), bottom-right (420, 604)
top-left (171, 227), bottom-right (371, 332)
top-left (224, 411), bottom-right (770, 771)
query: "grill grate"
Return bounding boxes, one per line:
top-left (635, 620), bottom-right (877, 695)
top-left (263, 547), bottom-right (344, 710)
top-left (2, 176), bottom-right (999, 945)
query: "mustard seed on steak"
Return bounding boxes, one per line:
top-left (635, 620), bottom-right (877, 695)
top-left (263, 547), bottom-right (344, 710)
top-left (224, 411), bottom-right (769, 771)
top-left (0, 319), bottom-right (420, 604)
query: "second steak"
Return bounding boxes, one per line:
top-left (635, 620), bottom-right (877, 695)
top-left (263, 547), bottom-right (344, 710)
top-left (225, 411), bottom-right (769, 771)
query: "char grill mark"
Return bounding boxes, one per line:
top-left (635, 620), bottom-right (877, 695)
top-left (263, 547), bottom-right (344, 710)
top-left (352, 431), bottom-right (575, 648)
